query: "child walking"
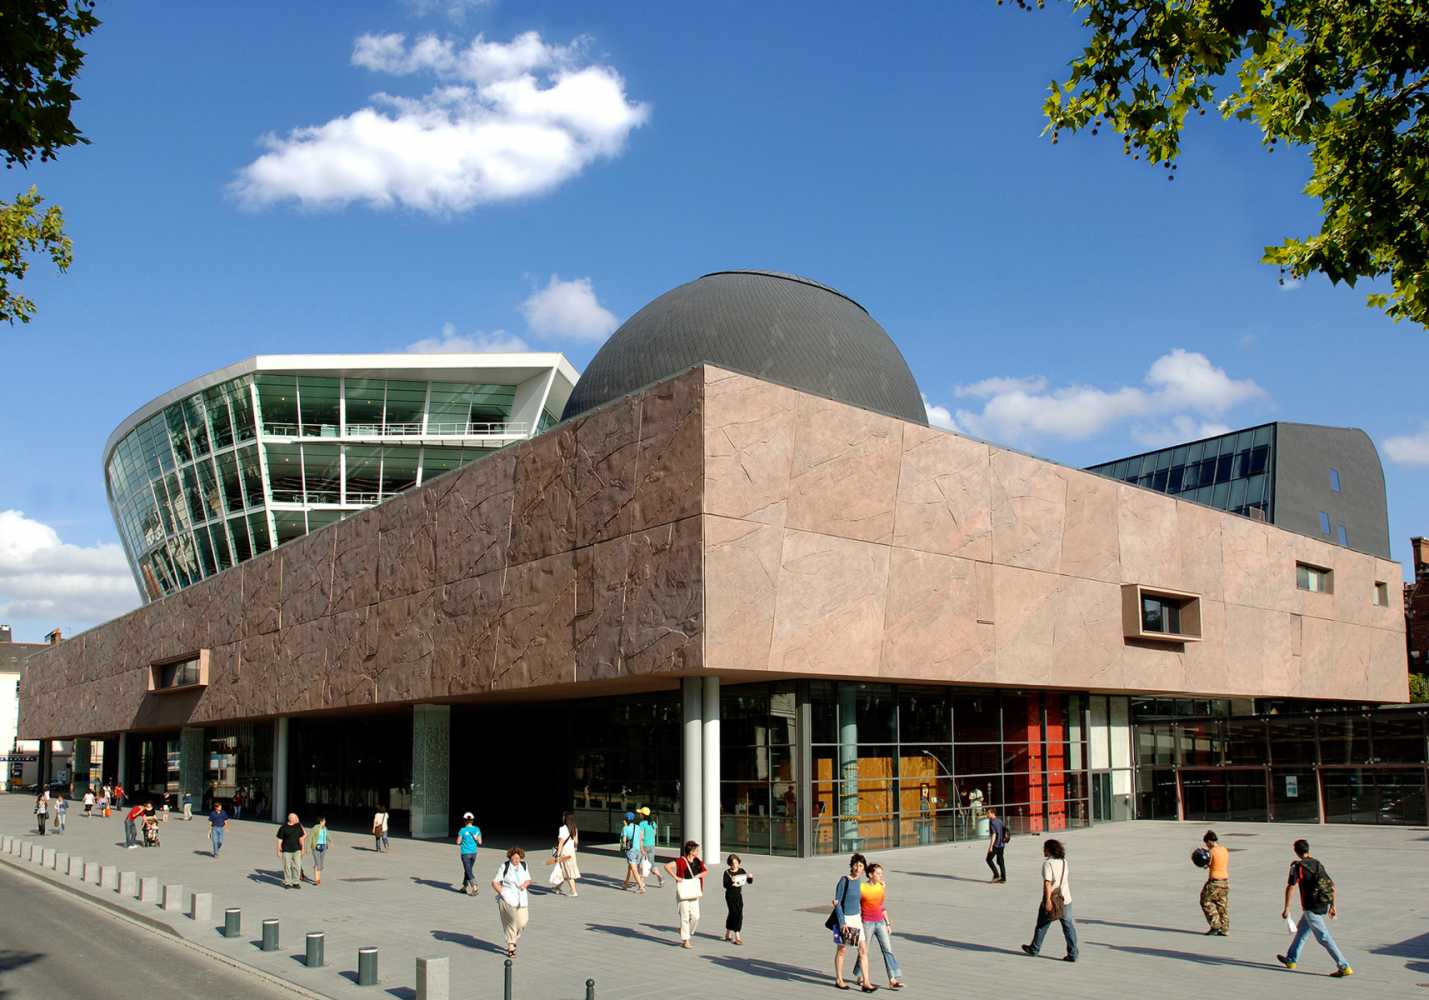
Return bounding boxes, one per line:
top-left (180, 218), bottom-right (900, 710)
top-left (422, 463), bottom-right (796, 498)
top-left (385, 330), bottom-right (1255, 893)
top-left (723, 853), bottom-right (753, 945)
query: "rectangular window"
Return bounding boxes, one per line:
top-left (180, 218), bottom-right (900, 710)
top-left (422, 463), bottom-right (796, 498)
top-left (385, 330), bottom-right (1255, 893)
top-left (1318, 511), bottom-right (1331, 535)
top-left (1373, 581), bottom-right (1389, 607)
top-left (149, 652), bottom-right (208, 692)
top-left (1337, 522), bottom-right (1348, 546)
top-left (1329, 467), bottom-right (1341, 492)
top-left (1122, 585), bottom-right (1201, 642)
top-left (1141, 595), bottom-right (1182, 635)
top-left (1296, 562), bottom-right (1333, 594)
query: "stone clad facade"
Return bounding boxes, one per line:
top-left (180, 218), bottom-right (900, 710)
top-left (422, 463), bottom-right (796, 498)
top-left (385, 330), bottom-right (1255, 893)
top-left (19, 363), bottom-right (1406, 742)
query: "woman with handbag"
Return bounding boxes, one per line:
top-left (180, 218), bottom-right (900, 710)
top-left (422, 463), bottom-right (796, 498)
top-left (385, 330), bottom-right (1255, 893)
top-left (620, 811), bottom-right (646, 893)
top-left (550, 812), bottom-right (581, 897)
top-left (828, 852), bottom-right (875, 992)
top-left (663, 840), bottom-right (707, 949)
top-left (310, 816), bottom-right (329, 886)
top-left (1021, 838), bottom-right (1079, 962)
top-left (372, 806), bottom-right (390, 853)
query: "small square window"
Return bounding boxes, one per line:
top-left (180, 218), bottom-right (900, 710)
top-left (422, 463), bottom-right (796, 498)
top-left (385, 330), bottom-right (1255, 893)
top-left (1123, 585), bottom-right (1201, 642)
top-left (1337, 522), bottom-right (1348, 546)
top-left (1296, 562), bottom-right (1333, 594)
top-left (1319, 511), bottom-right (1332, 535)
top-left (1373, 581), bottom-right (1389, 606)
top-left (1329, 467), bottom-right (1341, 492)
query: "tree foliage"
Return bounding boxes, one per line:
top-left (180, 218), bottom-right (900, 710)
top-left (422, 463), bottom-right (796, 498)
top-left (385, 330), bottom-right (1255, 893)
top-left (0, 0), bottom-right (98, 324)
top-left (1411, 673), bottom-right (1429, 704)
top-left (1008, 0), bottom-right (1428, 327)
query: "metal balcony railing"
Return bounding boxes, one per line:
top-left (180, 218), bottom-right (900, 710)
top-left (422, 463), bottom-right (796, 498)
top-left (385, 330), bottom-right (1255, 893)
top-left (262, 421), bottom-right (529, 439)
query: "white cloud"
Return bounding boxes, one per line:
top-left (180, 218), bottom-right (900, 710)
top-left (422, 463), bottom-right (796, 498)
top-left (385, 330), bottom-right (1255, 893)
top-left (0, 510), bottom-right (139, 629)
top-left (406, 321), bottom-right (530, 353)
top-left (922, 395), bottom-right (958, 432)
top-left (935, 349), bottom-right (1266, 445)
top-left (233, 31), bottom-right (649, 214)
top-left (403, 0), bottom-right (492, 23)
top-left (1131, 416), bottom-right (1233, 449)
top-left (520, 274), bottom-right (617, 341)
top-left (1384, 426), bottom-right (1429, 465)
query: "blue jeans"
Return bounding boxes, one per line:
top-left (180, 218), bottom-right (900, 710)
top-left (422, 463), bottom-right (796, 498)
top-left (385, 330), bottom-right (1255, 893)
top-left (1030, 902), bottom-right (1079, 960)
top-left (123, 819), bottom-right (137, 847)
top-left (1287, 912), bottom-right (1348, 969)
top-left (853, 919), bottom-right (903, 981)
top-left (210, 827), bottom-right (224, 855)
top-left (461, 853), bottom-right (477, 887)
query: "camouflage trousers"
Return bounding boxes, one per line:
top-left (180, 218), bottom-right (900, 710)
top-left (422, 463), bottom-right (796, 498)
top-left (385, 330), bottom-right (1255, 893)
top-left (1200, 879), bottom-right (1229, 931)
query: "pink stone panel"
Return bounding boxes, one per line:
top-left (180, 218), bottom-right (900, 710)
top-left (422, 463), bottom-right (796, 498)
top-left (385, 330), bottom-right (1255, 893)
top-left (787, 394), bottom-right (902, 544)
top-left (375, 590), bottom-right (436, 703)
top-left (892, 425), bottom-right (992, 560)
top-left (574, 536), bottom-right (631, 682)
top-left (493, 551), bottom-right (576, 690)
top-left (240, 557), bottom-right (282, 637)
top-left (1180, 598), bottom-right (1229, 694)
top-left (431, 448), bottom-right (515, 586)
top-left (280, 528), bottom-right (335, 627)
top-left (621, 517), bottom-right (703, 675)
top-left (330, 512), bottom-right (378, 615)
top-left (431, 572), bottom-right (503, 696)
top-left (377, 489), bottom-right (437, 603)
top-left (632, 370), bottom-right (703, 532)
top-left (704, 516), bottom-right (782, 674)
top-left (1116, 484), bottom-right (1181, 588)
top-left (325, 607), bottom-right (379, 708)
top-left (1051, 577), bottom-right (1124, 691)
top-left (990, 449), bottom-right (1066, 573)
top-left (703, 369), bottom-right (798, 527)
top-left (1176, 501), bottom-right (1225, 603)
top-left (508, 424), bottom-right (578, 567)
top-left (769, 529), bottom-right (889, 678)
top-left (1060, 473), bottom-right (1119, 583)
top-left (991, 564), bottom-right (1060, 687)
top-left (573, 393), bottom-right (641, 546)
top-left (880, 547), bottom-right (992, 682)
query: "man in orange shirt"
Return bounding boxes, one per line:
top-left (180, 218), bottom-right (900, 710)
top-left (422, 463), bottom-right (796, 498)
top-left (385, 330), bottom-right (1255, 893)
top-left (1200, 830), bottom-right (1230, 936)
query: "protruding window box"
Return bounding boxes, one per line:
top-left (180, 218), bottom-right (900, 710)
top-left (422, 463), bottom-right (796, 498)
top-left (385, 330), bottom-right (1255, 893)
top-left (149, 651), bottom-right (209, 693)
top-left (1122, 585), bottom-right (1201, 644)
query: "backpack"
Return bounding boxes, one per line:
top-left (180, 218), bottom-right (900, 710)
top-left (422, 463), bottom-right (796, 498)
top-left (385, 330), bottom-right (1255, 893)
top-left (1298, 859), bottom-right (1335, 908)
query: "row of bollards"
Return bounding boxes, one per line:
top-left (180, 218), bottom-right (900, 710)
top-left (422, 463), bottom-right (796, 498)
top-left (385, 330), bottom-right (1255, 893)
top-left (0, 837), bottom-right (595, 999)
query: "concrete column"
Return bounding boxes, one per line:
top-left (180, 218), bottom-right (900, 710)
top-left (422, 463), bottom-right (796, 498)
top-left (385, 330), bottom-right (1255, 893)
top-left (116, 735), bottom-right (129, 789)
top-left (838, 684), bottom-right (860, 853)
top-left (178, 727), bottom-right (205, 810)
top-left (72, 738), bottom-right (91, 794)
top-left (410, 705), bottom-right (451, 840)
top-left (681, 677), bottom-right (703, 847)
top-left (272, 717), bottom-right (289, 823)
top-left (701, 676), bottom-right (720, 863)
top-left (38, 742), bottom-right (51, 785)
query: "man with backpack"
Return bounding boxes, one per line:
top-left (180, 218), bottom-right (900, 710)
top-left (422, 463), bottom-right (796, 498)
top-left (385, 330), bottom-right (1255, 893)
top-left (985, 807), bottom-right (1008, 883)
top-left (1277, 839), bottom-right (1352, 977)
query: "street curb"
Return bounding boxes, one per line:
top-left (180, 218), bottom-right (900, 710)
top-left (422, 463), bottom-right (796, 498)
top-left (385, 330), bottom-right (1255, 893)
top-left (0, 852), bottom-right (334, 1000)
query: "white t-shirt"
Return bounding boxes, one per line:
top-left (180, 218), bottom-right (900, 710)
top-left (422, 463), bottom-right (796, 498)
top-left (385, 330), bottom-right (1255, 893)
top-left (494, 860), bottom-right (531, 907)
top-left (1041, 858), bottom-right (1072, 904)
top-left (557, 824), bottom-right (577, 857)
top-left (373, 812), bottom-right (389, 833)
top-left (83, 793), bottom-right (94, 806)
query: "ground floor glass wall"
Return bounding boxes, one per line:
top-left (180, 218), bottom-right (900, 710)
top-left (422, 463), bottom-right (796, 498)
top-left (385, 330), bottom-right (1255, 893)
top-left (202, 721), bottom-right (273, 818)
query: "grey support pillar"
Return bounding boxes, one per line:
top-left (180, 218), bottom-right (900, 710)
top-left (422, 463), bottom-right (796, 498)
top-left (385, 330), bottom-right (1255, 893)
top-left (72, 738), bottom-right (91, 794)
top-left (410, 705), bottom-right (451, 840)
top-left (178, 727), bottom-right (205, 810)
top-left (701, 676), bottom-right (720, 863)
top-left (272, 717), bottom-right (290, 822)
top-left (38, 742), bottom-right (51, 785)
top-left (681, 677), bottom-right (703, 847)
top-left (838, 685), bottom-right (860, 852)
top-left (116, 735), bottom-right (128, 789)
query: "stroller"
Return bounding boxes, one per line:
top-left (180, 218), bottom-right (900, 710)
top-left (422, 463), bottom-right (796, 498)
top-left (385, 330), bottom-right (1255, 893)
top-left (142, 815), bottom-right (161, 847)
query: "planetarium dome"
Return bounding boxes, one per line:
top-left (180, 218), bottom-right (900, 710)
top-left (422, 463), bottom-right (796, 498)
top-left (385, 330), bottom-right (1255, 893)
top-left (561, 270), bottom-right (927, 425)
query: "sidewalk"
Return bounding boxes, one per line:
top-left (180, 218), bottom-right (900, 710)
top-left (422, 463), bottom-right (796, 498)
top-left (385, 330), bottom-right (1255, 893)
top-left (0, 795), bottom-right (1422, 999)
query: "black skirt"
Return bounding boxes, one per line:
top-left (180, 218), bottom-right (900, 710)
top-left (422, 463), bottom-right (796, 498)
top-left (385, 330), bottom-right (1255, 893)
top-left (725, 890), bottom-right (744, 931)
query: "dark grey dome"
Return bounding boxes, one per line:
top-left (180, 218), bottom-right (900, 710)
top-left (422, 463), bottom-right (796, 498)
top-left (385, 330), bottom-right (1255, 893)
top-left (562, 270), bottom-right (927, 425)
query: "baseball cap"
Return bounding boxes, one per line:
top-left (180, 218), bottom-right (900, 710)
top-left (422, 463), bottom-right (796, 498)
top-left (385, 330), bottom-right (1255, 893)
top-left (637, 807), bottom-right (651, 816)
top-left (625, 811), bottom-right (636, 821)
top-left (462, 812), bottom-right (474, 820)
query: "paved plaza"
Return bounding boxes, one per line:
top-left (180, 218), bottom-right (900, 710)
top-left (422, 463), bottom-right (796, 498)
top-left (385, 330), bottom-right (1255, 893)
top-left (0, 797), bottom-right (1424, 999)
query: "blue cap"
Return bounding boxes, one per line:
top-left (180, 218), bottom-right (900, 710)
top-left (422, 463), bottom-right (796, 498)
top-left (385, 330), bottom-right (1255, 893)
top-left (625, 811), bottom-right (636, 821)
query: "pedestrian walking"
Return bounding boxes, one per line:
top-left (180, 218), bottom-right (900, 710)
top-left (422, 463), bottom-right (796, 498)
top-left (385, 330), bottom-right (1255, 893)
top-left (310, 817), bottom-right (328, 886)
top-left (492, 846), bottom-right (532, 958)
top-left (550, 812), bottom-right (580, 897)
top-left (208, 801), bottom-right (228, 858)
top-left (231, 788), bottom-right (243, 819)
top-left (1199, 830), bottom-right (1230, 936)
top-left (82, 789), bottom-right (94, 818)
top-left (182, 790), bottom-right (193, 821)
top-left (124, 803), bottom-right (144, 848)
top-left (372, 805), bottom-right (390, 852)
top-left (828, 852), bottom-right (874, 992)
top-left (638, 807), bottom-right (663, 887)
top-left (985, 807), bottom-right (1008, 883)
top-left (34, 793), bottom-right (47, 835)
top-left (722, 853), bottom-right (752, 945)
top-left (1277, 839), bottom-right (1352, 977)
top-left (102, 783), bottom-right (112, 809)
top-left (276, 813), bottom-right (305, 889)
top-left (159, 794), bottom-right (171, 823)
top-left (1020, 839), bottom-right (1079, 963)
top-left (99, 786), bottom-right (111, 818)
top-left (54, 794), bottom-right (67, 835)
top-left (620, 811), bottom-right (646, 893)
top-left (852, 863), bottom-right (904, 989)
top-left (114, 783), bottom-right (125, 808)
top-left (663, 840), bottom-right (707, 950)
top-left (456, 812), bottom-right (482, 895)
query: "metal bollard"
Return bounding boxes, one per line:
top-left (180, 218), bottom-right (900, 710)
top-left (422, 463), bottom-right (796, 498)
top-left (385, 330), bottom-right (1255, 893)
top-left (357, 947), bottom-right (378, 986)
top-left (586, 978), bottom-right (596, 1000)
top-left (224, 907), bottom-right (241, 938)
top-left (504, 958), bottom-right (513, 1000)
top-left (305, 932), bottom-right (325, 968)
top-left (261, 918), bottom-right (279, 952)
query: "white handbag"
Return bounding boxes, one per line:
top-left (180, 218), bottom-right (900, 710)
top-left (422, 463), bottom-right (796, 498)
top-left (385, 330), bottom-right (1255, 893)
top-left (639, 858), bottom-right (652, 877)
top-left (547, 862), bottom-right (566, 886)
top-left (675, 877), bottom-right (702, 901)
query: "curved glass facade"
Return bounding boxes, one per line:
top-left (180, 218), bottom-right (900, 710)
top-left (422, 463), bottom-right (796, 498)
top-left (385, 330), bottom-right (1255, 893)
top-left (107, 363), bottom-right (568, 602)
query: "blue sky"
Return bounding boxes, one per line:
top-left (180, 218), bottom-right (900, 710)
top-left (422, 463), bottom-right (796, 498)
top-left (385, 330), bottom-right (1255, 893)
top-left (1, 0), bottom-right (1424, 640)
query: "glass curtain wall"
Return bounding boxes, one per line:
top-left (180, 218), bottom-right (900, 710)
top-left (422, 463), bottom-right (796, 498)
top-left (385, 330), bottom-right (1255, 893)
top-left (721, 683), bottom-right (798, 856)
top-left (1087, 424), bottom-right (1274, 519)
top-left (570, 693), bottom-right (681, 845)
top-left (289, 713), bottom-right (412, 833)
top-left (809, 683), bottom-right (1090, 855)
top-left (202, 721), bottom-right (274, 817)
